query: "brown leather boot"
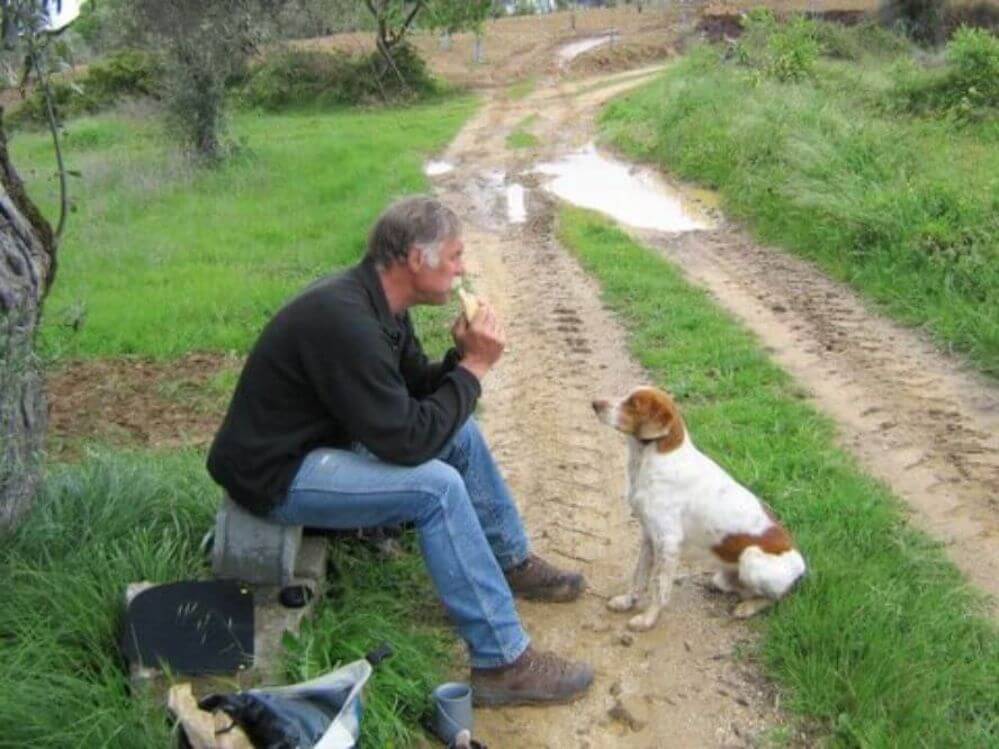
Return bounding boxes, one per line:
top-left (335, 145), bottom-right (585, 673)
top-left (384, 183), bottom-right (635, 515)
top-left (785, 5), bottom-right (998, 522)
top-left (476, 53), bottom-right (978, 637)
top-left (471, 646), bottom-right (594, 706)
top-left (504, 554), bottom-right (585, 602)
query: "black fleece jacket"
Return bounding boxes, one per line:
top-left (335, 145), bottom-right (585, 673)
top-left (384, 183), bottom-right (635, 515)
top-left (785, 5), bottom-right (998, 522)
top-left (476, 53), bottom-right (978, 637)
top-left (207, 257), bottom-right (481, 515)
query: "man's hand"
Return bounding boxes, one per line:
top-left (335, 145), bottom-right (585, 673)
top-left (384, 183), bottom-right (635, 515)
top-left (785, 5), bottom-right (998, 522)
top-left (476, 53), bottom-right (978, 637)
top-left (453, 300), bottom-right (505, 382)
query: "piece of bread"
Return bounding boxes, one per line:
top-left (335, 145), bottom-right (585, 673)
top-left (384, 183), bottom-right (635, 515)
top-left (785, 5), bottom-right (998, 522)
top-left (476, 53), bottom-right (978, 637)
top-left (457, 287), bottom-right (480, 322)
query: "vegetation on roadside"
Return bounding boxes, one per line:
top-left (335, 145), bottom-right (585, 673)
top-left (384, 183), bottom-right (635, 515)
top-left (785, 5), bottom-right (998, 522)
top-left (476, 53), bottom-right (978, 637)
top-left (10, 96), bottom-right (475, 360)
top-left (505, 76), bottom-right (537, 100)
top-left (10, 48), bottom-right (161, 126)
top-left (241, 44), bottom-right (437, 111)
top-left (558, 206), bottom-right (998, 747)
top-left (0, 452), bottom-right (456, 747)
top-left (601, 20), bottom-right (999, 375)
top-left (0, 97), bottom-right (477, 746)
top-left (506, 129), bottom-right (539, 149)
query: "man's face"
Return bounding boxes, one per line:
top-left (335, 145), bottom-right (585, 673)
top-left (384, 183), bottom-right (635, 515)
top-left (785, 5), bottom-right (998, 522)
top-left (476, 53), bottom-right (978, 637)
top-left (410, 235), bottom-right (465, 305)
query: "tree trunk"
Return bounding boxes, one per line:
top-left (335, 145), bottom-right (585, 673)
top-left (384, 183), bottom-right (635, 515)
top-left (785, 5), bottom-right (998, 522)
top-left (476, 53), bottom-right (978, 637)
top-left (0, 110), bottom-right (55, 530)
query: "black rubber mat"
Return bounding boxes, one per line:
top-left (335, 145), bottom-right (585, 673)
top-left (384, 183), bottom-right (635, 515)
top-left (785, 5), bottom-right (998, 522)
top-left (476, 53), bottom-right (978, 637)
top-left (120, 580), bottom-right (254, 675)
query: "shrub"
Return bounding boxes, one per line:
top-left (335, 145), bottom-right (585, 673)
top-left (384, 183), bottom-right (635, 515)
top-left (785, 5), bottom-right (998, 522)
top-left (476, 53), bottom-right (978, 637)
top-left (10, 49), bottom-right (161, 126)
top-left (241, 43), bottom-right (436, 110)
top-left (813, 20), bottom-right (911, 60)
top-left (942, 1), bottom-right (999, 37)
top-left (892, 26), bottom-right (999, 120)
top-left (736, 10), bottom-right (821, 81)
top-left (948, 26), bottom-right (999, 102)
top-left (84, 49), bottom-right (162, 100)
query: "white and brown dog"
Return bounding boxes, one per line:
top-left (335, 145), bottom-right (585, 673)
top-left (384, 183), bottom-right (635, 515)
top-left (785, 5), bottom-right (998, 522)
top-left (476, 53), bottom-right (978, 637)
top-left (592, 386), bottom-right (806, 630)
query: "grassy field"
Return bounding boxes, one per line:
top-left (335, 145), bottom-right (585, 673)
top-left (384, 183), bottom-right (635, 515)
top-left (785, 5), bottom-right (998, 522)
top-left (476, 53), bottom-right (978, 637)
top-left (599, 25), bottom-right (999, 375)
top-left (12, 98), bottom-right (474, 360)
top-left (0, 98), bottom-right (475, 747)
top-left (558, 205), bottom-right (998, 747)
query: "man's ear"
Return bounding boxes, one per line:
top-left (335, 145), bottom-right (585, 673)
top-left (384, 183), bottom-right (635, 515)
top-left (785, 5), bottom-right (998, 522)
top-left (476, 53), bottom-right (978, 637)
top-left (405, 245), bottom-right (425, 273)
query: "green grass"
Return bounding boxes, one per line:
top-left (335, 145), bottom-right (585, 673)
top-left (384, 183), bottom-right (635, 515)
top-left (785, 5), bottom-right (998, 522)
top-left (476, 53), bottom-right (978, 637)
top-left (558, 206), bottom-right (998, 747)
top-left (0, 452), bottom-right (455, 747)
top-left (10, 97), bottom-right (477, 361)
top-left (506, 115), bottom-right (541, 150)
top-left (505, 129), bottom-right (539, 149)
top-left (599, 39), bottom-right (999, 376)
top-left (2, 98), bottom-right (478, 746)
top-left (505, 76), bottom-right (537, 101)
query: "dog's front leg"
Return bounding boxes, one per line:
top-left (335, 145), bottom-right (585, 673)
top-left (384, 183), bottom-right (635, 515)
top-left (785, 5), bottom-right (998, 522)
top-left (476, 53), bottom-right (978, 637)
top-left (608, 533), bottom-right (653, 612)
top-left (628, 544), bottom-right (678, 632)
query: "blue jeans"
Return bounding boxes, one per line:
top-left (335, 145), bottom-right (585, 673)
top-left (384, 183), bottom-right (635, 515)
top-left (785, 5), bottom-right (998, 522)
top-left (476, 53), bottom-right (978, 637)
top-left (269, 418), bottom-right (531, 668)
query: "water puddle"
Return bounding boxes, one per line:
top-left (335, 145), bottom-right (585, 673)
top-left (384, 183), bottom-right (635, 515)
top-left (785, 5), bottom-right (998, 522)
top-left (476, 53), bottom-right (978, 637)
top-left (534, 144), bottom-right (713, 233)
top-left (425, 160), bottom-right (456, 176)
top-left (506, 184), bottom-right (527, 224)
top-left (557, 36), bottom-right (614, 66)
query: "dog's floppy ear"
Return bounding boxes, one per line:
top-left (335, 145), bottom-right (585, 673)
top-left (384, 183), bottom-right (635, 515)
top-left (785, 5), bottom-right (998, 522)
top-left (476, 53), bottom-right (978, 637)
top-left (631, 389), bottom-right (678, 441)
top-left (635, 410), bottom-right (673, 441)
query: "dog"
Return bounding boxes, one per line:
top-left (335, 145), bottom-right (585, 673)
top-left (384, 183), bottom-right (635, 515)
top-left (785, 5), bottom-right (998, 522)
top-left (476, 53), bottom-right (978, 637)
top-left (592, 386), bottom-right (806, 630)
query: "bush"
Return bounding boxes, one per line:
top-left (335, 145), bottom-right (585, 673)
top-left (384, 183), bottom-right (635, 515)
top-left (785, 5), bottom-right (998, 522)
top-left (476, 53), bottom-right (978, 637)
top-left (736, 10), bottom-right (821, 81)
top-left (892, 26), bottom-right (999, 120)
top-left (84, 49), bottom-right (162, 100)
top-left (10, 49), bottom-right (161, 126)
top-left (241, 43), bottom-right (436, 110)
top-left (942, 1), bottom-right (999, 37)
top-left (949, 25), bottom-right (999, 101)
top-left (812, 20), bottom-right (910, 60)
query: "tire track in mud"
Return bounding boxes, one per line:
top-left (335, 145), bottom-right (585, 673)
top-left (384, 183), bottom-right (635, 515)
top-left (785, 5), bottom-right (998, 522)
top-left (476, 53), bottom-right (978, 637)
top-left (430, 71), bottom-right (787, 748)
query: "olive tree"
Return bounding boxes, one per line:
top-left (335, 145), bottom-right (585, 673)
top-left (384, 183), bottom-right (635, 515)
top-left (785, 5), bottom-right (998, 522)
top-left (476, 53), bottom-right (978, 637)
top-left (0, 0), bottom-right (65, 528)
top-left (127, 0), bottom-right (290, 162)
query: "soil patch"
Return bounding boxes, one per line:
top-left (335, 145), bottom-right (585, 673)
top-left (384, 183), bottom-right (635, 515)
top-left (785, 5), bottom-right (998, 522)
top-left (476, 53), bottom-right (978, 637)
top-left (46, 352), bottom-right (239, 458)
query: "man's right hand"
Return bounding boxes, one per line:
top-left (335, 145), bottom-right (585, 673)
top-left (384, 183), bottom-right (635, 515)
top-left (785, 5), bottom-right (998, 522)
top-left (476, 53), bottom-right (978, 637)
top-left (454, 300), bottom-right (505, 381)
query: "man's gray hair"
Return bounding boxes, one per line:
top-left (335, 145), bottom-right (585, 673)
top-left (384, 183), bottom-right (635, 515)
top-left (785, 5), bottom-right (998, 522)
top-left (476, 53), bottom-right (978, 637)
top-left (366, 196), bottom-right (461, 269)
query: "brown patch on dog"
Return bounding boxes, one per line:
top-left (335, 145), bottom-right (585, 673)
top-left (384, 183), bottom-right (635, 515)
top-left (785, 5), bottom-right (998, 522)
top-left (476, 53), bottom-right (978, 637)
top-left (711, 525), bottom-right (793, 564)
top-left (620, 387), bottom-right (686, 451)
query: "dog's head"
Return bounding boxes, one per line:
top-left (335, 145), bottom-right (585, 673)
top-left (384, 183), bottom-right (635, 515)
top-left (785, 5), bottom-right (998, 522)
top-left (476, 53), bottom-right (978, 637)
top-left (591, 387), bottom-right (685, 451)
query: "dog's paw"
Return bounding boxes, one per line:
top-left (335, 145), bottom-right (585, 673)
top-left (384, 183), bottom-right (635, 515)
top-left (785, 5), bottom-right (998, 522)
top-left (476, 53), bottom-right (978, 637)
top-left (607, 593), bottom-right (637, 612)
top-left (627, 610), bottom-right (659, 631)
top-left (732, 598), bottom-right (773, 619)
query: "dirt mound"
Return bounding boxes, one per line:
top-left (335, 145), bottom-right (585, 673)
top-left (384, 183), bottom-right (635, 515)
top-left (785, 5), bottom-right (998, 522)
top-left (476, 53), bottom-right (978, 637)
top-left (565, 35), bottom-right (676, 76)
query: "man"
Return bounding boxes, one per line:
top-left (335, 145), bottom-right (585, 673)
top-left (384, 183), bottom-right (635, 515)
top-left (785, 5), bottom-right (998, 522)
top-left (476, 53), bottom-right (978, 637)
top-left (207, 196), bottom-right (594, 705)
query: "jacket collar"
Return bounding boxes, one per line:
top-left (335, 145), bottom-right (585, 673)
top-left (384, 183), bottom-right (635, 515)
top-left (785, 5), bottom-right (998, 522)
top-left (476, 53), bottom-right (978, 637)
top-left (357, 257), bottom-right (395, 325)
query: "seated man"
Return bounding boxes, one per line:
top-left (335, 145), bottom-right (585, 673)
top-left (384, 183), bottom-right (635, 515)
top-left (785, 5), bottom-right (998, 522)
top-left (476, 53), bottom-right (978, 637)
top-left (207, 196), bottom-right (594, 706)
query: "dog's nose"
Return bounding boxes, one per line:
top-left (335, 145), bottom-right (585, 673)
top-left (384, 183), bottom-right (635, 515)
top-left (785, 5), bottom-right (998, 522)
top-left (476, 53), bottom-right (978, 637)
top-left (592, 399), bottom-right (608, 412)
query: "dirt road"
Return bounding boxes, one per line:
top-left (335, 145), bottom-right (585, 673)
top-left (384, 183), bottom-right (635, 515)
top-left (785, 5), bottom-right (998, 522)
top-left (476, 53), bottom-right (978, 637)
top-left (431, 69), bottom-right (789, 749)
top-left (428, 42), bottom-right (998, 745)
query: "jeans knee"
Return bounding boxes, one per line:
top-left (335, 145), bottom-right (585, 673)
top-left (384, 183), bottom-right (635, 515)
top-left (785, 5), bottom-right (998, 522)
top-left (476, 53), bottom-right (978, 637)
top-left (416, 461), bottom-right (469, 520)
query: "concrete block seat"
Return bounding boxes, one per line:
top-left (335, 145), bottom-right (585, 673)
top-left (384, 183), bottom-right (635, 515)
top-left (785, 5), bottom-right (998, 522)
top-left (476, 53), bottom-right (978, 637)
top-left (211, 494), bottom-right (324, 588)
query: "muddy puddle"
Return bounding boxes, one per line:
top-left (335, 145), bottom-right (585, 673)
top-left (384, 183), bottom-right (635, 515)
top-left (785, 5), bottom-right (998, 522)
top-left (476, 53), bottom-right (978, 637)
top-left (534, 144), bottom-right (714, 232)
top-left (505, 183), bottom-right (527, 224)
top-left (425, 159), bottom-right (456, 176)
